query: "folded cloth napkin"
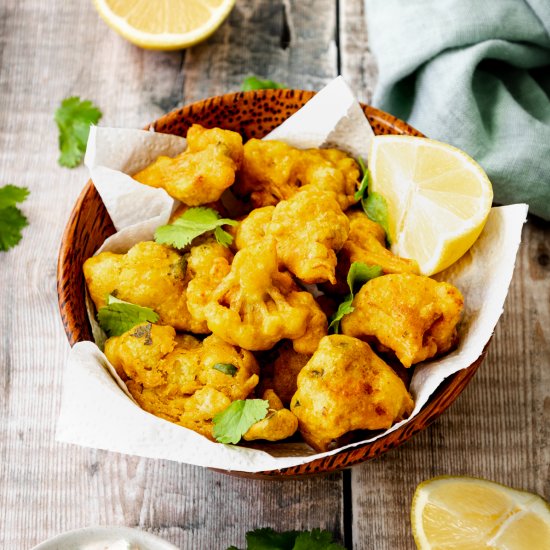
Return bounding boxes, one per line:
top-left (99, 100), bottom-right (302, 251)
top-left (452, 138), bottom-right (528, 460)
top-left (366, 0), bottom-right (550, 220)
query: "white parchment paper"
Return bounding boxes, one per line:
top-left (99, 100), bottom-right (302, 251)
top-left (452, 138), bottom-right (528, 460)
top-left (56, 77), bottom-right (528, 472)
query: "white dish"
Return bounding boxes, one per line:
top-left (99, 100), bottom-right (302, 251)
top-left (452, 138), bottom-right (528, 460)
top-left (32, 526), bottom-right (179, 550)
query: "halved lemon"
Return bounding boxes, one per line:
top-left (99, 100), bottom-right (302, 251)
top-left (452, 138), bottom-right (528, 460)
top-left (92, 0), bottom-right (236, 50)
top-left (368, 136), bottom-right (493, 276)
top-left (412, 476), bottom-right (550, 549)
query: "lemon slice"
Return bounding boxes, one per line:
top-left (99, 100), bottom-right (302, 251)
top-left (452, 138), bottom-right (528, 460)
top-left (412, 476), bottom-right (550, 549)
top-left (93, 0), bottom-right (235, 50)
top-left (368, 136), bottom-right (493, 276)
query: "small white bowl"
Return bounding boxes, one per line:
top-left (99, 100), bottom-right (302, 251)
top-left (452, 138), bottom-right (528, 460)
top-left (32, 526), bottom-right (179, 550)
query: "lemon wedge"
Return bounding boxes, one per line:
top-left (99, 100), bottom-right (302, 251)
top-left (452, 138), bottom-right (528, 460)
top-left (368, 136), bottom-right (493, 276)
top-left (411, 476), bottom-right (550, 549)
top-left (92, 0), bottom-right (235, 50)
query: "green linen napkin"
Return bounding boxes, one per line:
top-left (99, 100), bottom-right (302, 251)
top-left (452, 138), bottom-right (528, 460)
top-left (366, 0), bottom-right (550, 220)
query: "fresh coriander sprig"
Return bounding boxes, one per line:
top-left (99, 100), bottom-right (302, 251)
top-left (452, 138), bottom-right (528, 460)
top-left (212, 399), bottom-right (269, 444)
top-left (242, 76), bottom-right (286, 91)
top-left (227, 527), bottom-right (346, 550)
top-left (97, 294), bottom-right (159, 338)
top-left (55, 96), bottom-right (102, 168)
top-left (0, 185), bottom-right (30, 252)
top-left (154, 207), bottom-right (238, 249)
top-left (354, 157), bottom-right (369, 201)
top-left (328, 262), bottom-right (383, 333)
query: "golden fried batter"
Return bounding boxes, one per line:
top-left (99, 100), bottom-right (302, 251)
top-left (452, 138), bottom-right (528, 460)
top-left (133, 124), bottom-right (243, 205)
top-left (260, 341), bottom-right (310, 406)
top-left (234, 139), bottom-right (360, 210)
top-left (233, 206), bottom-right (275, 250)
top-left (105, 323), bottom-right (259, 440)
top-left (341, 273), bottom-right (463, 367)
top-left (193, 238), bottom-right (327, 352)
top-left (269, 188), bottom-right (349, 284)
top-left (84, 241), bottom-right (207, 333)
top-left (243, 389), bottom-right (298, 442)
top-left (290, 335), bottom-right (414, 452)
top-left (341, 210), bottom-right (419, 275)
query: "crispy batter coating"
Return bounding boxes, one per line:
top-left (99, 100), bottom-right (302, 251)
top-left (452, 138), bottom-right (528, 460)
top-left (341, 273), bottom-right (464, 367)
top-left (342, 210), bottom-right (419, 275)
top-left (290, 335), bottom-right (414, 452)
top-left (193, 238), bottom-right (327, 352)
top-left (243, 389), bottom-right (298, 442)
top-left (83, 241), bottom-right (207, 333)
top-left (260, 341), bottom-right (310, 406)
top-left (105, 324), bottom-right (259, 440)
top-left (269, 188), bottom-right (349, 284)
top-left (234, 139), bottom-right (360, 210)
top-left (186, 238), bottom-right (233, 326)
top-left (233, 206), bottom-right (275, 250)
top-left (133, 124), bottom-right (243, 205)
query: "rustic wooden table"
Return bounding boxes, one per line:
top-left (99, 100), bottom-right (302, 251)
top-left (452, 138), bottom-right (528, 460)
top-left (0, 1), bottom-right (548, 548)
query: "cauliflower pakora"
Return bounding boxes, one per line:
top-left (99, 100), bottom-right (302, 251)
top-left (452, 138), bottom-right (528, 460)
top-left (243, 389), bottom-right (298, 442)
top-left (133, 124), bottom-right (243, 205)
top-left (340, 210), bottom-right (419, 276)
top-left (341, 273), bottom-right (464, 367)
top-left (233, 206), bottom-right (274, 250)
top-left (194, 238), bottom-right (327, 352)
top-left (269, 187), bottom-right (349, 284)
top-left (105, 323), bottom-right (259, 440)
top-left (84, 241), bottom-right (207, 333)
top-left (234, 139), bottom-right (360, 210)
top-left (259, 341), bottom-right (311, 406)
top-left (290, 335), bottom-right (414, 452)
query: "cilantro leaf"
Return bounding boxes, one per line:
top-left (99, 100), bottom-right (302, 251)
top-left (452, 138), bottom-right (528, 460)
top-left (242, 76), bottom-right (286, 91)
top-left (55, 96), bottom-right (102, 168)
top-left (245, 528), bottom-right (299, 550)
top-left (354, 157), bottom-right (369, 201)
top-left (227, 528), bottom-right (345, 550)
top-left (97, 294), bottom-right (159, 337)
top-left (155, 207), bottom-right (238, 249)
top-left (293, 529), bottom-right (346, 550)
top-left (213, 399), bottom-right (269, 444)
top-left (329, 261), bottom-right (383, 334)
top-left (213, 363), bottom-right (238, 376)
top-left (0, 184), bottom-right (30, 209)
top-left (0, 185), bottom-right (29, 252)
top-left (362, 192), bottom-right (391, 245)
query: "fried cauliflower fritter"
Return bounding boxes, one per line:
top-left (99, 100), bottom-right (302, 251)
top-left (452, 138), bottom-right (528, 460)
top-left (193, 238), bottom-right (327, 352)
top-left (290, 335), bottom-right (414, 452)
top-left (105, 323), bottom-right (259, 440)
top-left (234, 139), bottom-right (360, 210)
top-left (243, 389), bottom-right (298, 442)
top-left (83, 241), bottom-right (207, 333)
top-left (133, 124), bottom-right (243, 205)
top-left (269, 188), bottom-right (349, 284)
top-left (341, 273), bottom-right (464, 367)
top-left (233, 206), bottom-right (274, 250)
top-left (260, 341), bottom-right (310, 406)
top-left (341, 210), bottom-right (419, 275)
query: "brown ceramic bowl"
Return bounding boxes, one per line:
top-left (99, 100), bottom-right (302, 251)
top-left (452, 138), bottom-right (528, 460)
top-left (57, 89), bottom-right (486, 478)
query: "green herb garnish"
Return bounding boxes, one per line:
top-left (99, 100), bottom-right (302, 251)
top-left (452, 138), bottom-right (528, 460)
top-left (0, 185), bottom-right (29, 252)
top-left (213, 399), bottom-right (269, 444)
top-left (55, 97), bottom-right (102, 168)
top-left (154, 207), bottom-right (238, 249)
top-left (97, 295), bottom-right (159, 338)
top-left (362, 192), bottom-right (391, 244)
top-left (227, 527), bottom-right (346, 550)
top-left (242, 76), bottom-right (286, 91)
top-left (213, 363), bottom-right (238, 377)
top-left (354, 157), bottom-right (369, 201)
top-left (328, 262), bottom-right (383, 333)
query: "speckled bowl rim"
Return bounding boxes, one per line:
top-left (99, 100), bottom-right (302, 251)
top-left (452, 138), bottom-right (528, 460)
top-left (57, 89), bottom-right (485, 478)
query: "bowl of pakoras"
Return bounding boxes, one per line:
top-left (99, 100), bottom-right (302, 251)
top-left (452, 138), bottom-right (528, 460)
top-left (57, 88), bottom-right (487, 478)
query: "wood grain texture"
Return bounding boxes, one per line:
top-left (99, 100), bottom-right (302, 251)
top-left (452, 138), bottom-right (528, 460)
top-left (1, 0), bottom-right (549, 548)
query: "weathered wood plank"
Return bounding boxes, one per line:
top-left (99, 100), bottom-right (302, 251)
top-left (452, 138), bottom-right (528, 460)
top-left (350, 219), bottom-right (550, 550)
top-left (0, 1), bottom-right (345, 548)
